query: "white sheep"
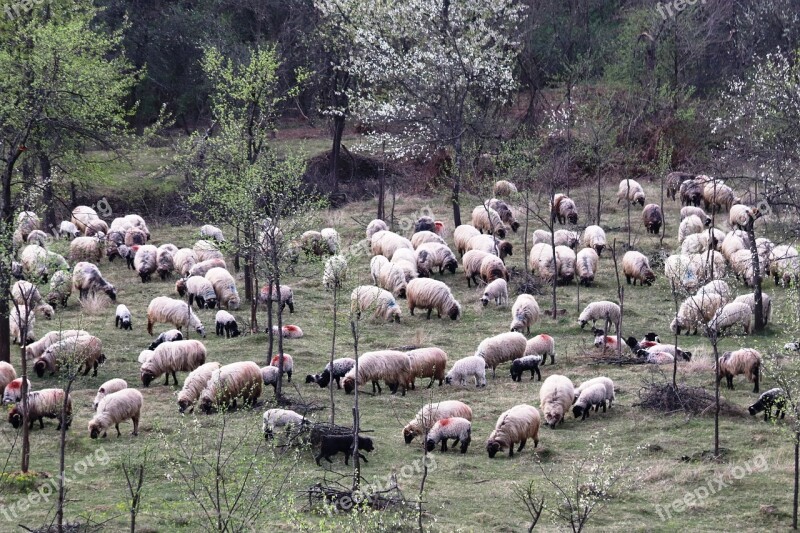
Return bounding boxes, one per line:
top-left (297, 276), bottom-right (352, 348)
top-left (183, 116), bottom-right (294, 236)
top-left (405, 347), bottom-right (448, 389)
top-left (115, 304), bottom-right (132, 330)
top-left (678, 215), bottom-right (704, 243)
top-left (493, 180), bottom-right (518, 197)
top-left (479, 254), bottom-right (508, 285)
top-left (342, 350), bottom-right (412, 396)
top-left (734, 292), bottom-right (771, 326)
top-left (69, 236), bottom-right (105, 263)
top-left (72, 262), bottom-right (117, 302)
top-left (526, 334), bottom-right (556, 365)
top-left (510, 294), bottom-right (540, 334)
top-left (134, 244), bottom-right (158, 282)
top-left (402, 400), bottom-right (472, 444)
top-left (718, 348), bottom-right (761, 393)
top-left (260, 366), bottom-right (280, 391)
top-left (70, 206), bottom-right (98, 234)
top-left (578, 301), bottom-right (621, 335)
top-left (146, 296), bottom-right (206, 337)
top-left (696, 280), bottom-right (732, 303)
top-left (366, 219), bottom-right (389, 243)
top-left (664, 253), bottom-right (703, 292)
top-left (199, 361), bottom-right (262, 413)
top-left (471, 205), bottom-right (507, 238)
top-left (769, 245), bottom-right (800, 286)
top-left (466, 234), bottom-right (513, 259)
top-left (88, 388), bottom-right (143, 438)
top-left (670, 292), bottom-right (725, 335)
top-left (58, 221), bottom-right (81, 239)
top-left (391, 248), bottom-right (419, 281)
top-left (138, 350), bottom-right (154, 364)
top-left (481, 278), bottom-right (508, 307)
top-left (572, 383), bottom-right (611, 420)
top-left (463, 250), bottom-right (491, 287)
top-left (622, 250), bottom-right (656, 286)
top-left (8, 388), bottom-right (72, 430)
top-left (475, 332), bottom-right (527, 378)
top-left (411, 231), bottom-right (446, 249)
top-left (573, 377), bottom-right (615, 408)
top-left (416, 242), bottom-right (458, 275)
top-left (156, 243), bottom-right (178, 280)
top-left (322, 255), bottom-right (349, 291)
top-left (263, 408), bottom-right (309, 440)
top-left (529, 243), bottom-right (558, 282)
top-left (581, 225), bottom-right (606, 255)
top-left (177, 362), bottom-right (221, 413)
top-left (616, 179), bottom-right (646, 206)
top-left (92, 378), bottom-right (128, 411)
top-left (205, 267), bottom-right (241, 310)
top-left (174, 248), bottom-right (199, 278)
top-left (453, 224), bottom-right (481, 256)
top-left (370, 230), bottom-right (413, 260)
top-left (486, 404), bottom-right (541, 458)
top-left (406, 278), bottom-right (461, 320)
top-left (34, 334), bottom-right (104, 378)
top-left (708, 302), bottom-right (753, 336)
top-left (258, 284), bottom-right (295, 314)
top-left (444, 355), bottom-right (486, 387)
top-left (193, 240), bottom-right (224, 262)
top-left (140, 339), bottom-right (207, 387)
top-left (200, 224), bottom-right (225, 241)
top-left (350, 285), bottom-right (401, 322)
top-left (576, 247), bottom-right (599, 286)
top-left (321, 228), bottom-right (340, 255)
top-left (10, 305), bottom-right (35, 345)
top-left (555, 245), bottom-right (576, 284)
top-left (539, 374), bottom-right (575, 429)
top-left (551, 193), bottom-right (578, 225)
top-left (47, 270), bottom-right (72, 308)
top-left (425, 417), bottom-right (472, 453)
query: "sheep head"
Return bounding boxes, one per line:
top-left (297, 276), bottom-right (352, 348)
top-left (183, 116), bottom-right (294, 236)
top-left (403, 426), bottom-right (416, 444)
top-left (105, 286), bottom-right (117, 302)
top-left (486, 439), bottom-right (503, 458)
top-left (175, 279), bottom-right (187, 296)
top-left (8, 408), bottom-right (22, 429)
top-left (544, 408), bottom-right (563, 429)
top-left (445, 258), bottom-right (458, 274)
top-left (572, 404), bottom-right (585, 419)
top-left (89, 421), bottom-right (104, 439)
top-left (510, 221), bottom-right (521, 233)
top-left (494, 227), bottom-right (507, 239)
top-left (447, 302), bottom-right (461, 321)
top-left (343, 377), bottom-right (355, 394)
top-left (140, 371), bottom-right (155, 387)
top-left (424, 438), bottom-right (437, 452)
top-left (33, 360), bottom-right (47, 378)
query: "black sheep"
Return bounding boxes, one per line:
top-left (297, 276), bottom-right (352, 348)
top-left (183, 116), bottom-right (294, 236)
top-left (510, 356), bottom-right (542, 382)
top-left (315, 434), bottom-right (374, 466)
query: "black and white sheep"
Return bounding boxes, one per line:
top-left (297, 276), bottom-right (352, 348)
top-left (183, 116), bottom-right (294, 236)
top-left (402, 400), bottom-right (473, 444)
top-left (305, 358), bottom-right (356, 390)
top-left (259, 284), bottom-right (295, 314)
top-left (147, 329), bottom-right (183, 351)
top-left (572, 383), bottom-right (612, 420)
top-left (113, 304), bottom-right (132, 330)
top-left (176, 276), bottom-right (218, 309)
top-left (215, 310), bottom-right (240, 338)
top-left (510, 355), bottom-right (542, 382)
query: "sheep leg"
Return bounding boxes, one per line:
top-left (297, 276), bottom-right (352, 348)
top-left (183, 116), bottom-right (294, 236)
top-left (132, 415), bottom-right (139, 436)
top-left (532, 367), bottom-right (541, 381)
top-left (410, 306), bottom-right (415, 316)
top-left (172, 370), bottom-right (178, 385)
top-left (508, 446), bottom-right (514, 458)
top-left (517, 439), bottom-right (526, 453)
top-left (163, 374), bottom-right (170, 386)
top-left (114, 423), bottom-right (122, 437)
top-left (426, 308), bottom-right (432, 320)
top-left (426, 376), bottom-right (434, 389)
top-left (38, 417), bottom-right (44, 429)
top-left (440, 440), bottom-right (447, 452)
top-left (358, 452), bottom-right (368, 463)
top-left (314, 453), bottom-right (324, 466)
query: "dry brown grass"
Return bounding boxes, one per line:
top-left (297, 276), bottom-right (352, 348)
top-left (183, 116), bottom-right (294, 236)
top-left (79, 293), bottom-right (111, 315)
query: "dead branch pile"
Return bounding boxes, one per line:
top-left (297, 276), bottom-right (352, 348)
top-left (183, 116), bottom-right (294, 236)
top-left (634, 382), bottom-right (748, 417)
top-left (302, 471), bottom-right (410, 513)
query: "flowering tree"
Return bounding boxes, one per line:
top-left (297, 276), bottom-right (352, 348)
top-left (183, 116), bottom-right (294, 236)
top-left (316, 0), bottom-right (525, 226)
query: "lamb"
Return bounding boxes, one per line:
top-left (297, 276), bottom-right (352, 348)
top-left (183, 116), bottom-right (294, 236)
top-left (115, 304), bottom-right (132, 330)
top-left (342, 350), bottom-right (412, 395)
top-left (622, 250), bottom-right (656, 286)
top-left (641, 204), bottom-right (663, 234)
top-left (174, 248), bottom-right (199, 278)
top-left (510, 294), bottom-right (540, 334)
top-left (3, 378), bottom-right (30, 404)
top-left (133, 244), bottom-right (158, 282)
top-left (366, 219), bottom-right (389, 242)
top-left (493, 180), bottom-right (518, 197)
top-left (539, 374), bottom-right (575, 429)
top-left (370, 230), bottom-right (413, 260)
top-left (581, 225), bottom-right (606, 255)
top-left (444, 355), bottom-right (487, 387)
top-left (199, 361), bottom-right (262, 413)
top-left (47, 270), bottom-right (72, 308)
top-left (576, 247), bottom-right (599, 286)
top-left (69, 236), bottom-right (105, 263)
top-left (315, 434), bottom-right (374, 466)
top-left (258, 284), bottom-right (295, 314)
top-left (177, 362), bottom-right (221, 413)
top-left (572, 383), bottom-right (611, 420)
top-left (323, 254), bottom-right (349, 290)
top-left (58, 221), bottom-right (81, 239)
top-left (555, 245), bottom-right (577, 284)
top-left (350, 285), bottom-right (401, 323)
top-left (463, 250), bottom-right (491, 287)
top-left (617, 179), bottom-right (646, 206)
top-left (679, 215), bottom-right (704, 243)
top-left (578, 301), bottom-right (621, 335)
top-left (176, 276), bottom-right (218, 309)
top-left (708, 302), bottom-right (753, 336)
top-left (10, 306), bottom-right (35, 345)
top-left (193, 240), bottom-right (224, 262)
top-left (416, 242), bottom-right (458, 274)
top-left (475, 331), bottom-right (527, 378)
top-left (510, 355), bottom-right (542, 382)
top-left (260, 366), bottom-right (280, 391)
top-left (406, 278), bottom-right (462, 320)
top-left (486, 404), bottom-right (541, 458)
top-left (147, 329), bottom-right (183, 350)
top-left (92, 378), bottom-right (128, 410)
top-left (189, 258), bottom-right (227, 278)
top-left (453, 224), bottom-right (481, 256)
top-left (551, 193), bottom-right (578, 224)
top-left (8, 389), bottom-right (72, 430)
top-left (71, 262), bottom-right (117, 302)
top-left (200, 224), bottom-right (225, 241)
top-left (156, 243), bottom-right (178, 280)
top-left (305, 358), bottom-right (355, 390)
top-left (24, 329), bottom-right (89, 361)
top-left (718, 348), bottom-right (761, 393)
top-left (680, 178), bottom-right (703, 206)
top-left (479, 254), bottom-right (509, 285)
top-left (481, 278), bottom-right (508, 307)
top-left (140, 339), bottom-right (208, 386)
top-left (526, 334), bottom-right (556, 365)
top-left (466, 234), bottom-right (513, 259)
top-left (425, 418), bottom-right (472, 453)
top-left (88, 389), bottom-right (143, 438)
top-left (34, 334), bottom-right (105, 377)
top-left (733, 293), bottom-right (772, 326)
top-left (573, 377), bottom-right (615, 408)
top-left (215, 310), bottom-right (240, 338)
top-left (670, 293), bottom-right (725, 335)
top-left (667, 171), bottom-right (695, 200)
top-left (405, 347), bottom-right (448, 389)
top-left (748, 388), bottom-right (786, 421)
top-left (271, 324), bottom-right (304, 339)
top-left (529, 243), bottom-right (558, 282)
top-left (0, 363), bottom-right (17, 400)
top-left (146, 297), bottom-right (206, 337)
top-left (471, 205), bottom-right (507, 238)
top-left (402, 400), bottom-right (473, 444)
top-left (263, 408), bottom-right (309, 440)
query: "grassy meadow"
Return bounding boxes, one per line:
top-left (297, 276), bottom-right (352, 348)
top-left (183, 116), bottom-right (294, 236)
top-left (3, 178), bottom-right (799, 532)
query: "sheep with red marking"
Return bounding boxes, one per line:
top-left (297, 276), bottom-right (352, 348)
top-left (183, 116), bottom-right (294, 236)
top-left (0, 363), bottom-right (16, 400)
top-left (539, 374), bottom-right (575, 429)
top-left (89, 388), bottom-right (143, 438)
top-left (270, 353), bottom-right (294, 382)
top-left (199, 361), bottom-right (262, 414)
top-left (486, 404), bottom-right (541, 458)
top-left (425, 418), bottom-right (472, 453)
top-left (402, 400), bottom-right (472, 444)
top-left (3, 378), bottom-right (30, 404)
top-left (406, 278), bottom-right (462, 320)
top-left (719, 348), bottom-right (761, 393)
top-left (526, 334), bottom-right (555, 365)
top-left (475, 332), bottom-right (527, 378)
top-left (271, 324), bottom-right (304, 338)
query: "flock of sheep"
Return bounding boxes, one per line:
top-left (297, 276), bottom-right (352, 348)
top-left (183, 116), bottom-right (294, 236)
top-left (3, 171), bottom-right (795, 468)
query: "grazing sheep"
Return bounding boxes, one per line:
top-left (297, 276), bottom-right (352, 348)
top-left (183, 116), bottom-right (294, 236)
top-left (405, 347), bottom-right (448, 389)
top-left (390, 248), bottom-right (421, 281)
top-left (681, 231), bottom-right (718, 255)
top-left (510, 294), bottom-right (540, 334)
top-left (12, 280), bottom-right (43, 307)
top-left (471, 205), bottom-right (507, 238)
top-left (193, 240), bottom-right (224, 262)
top-left (188, 258), bottom-right (227, 278)
top-left (351, 285), bottom-right (401, 323)
top-left (323, 254), bottom-right (349, 290)
top-left (47, 270), bottom-right (72, 308)
top-left (718, 348), bottom-right (761, 393)
top-left (493, 180), bottom-right (518, 197)
top-left (92, 378), bottom-right (128, 411)
top-left (402, 400), bottom-right (472, 444)
top-left (481, 278), bottom-right (508, 307)
top-left (642, 204), bottom-right (663, 234)
top-left (69, 236), bottom-right (105, 263)
top-left (406, 278), bottom-right (462, 320)
top-left (445, 355), bottom-right (487, 387)
top-left (370, 230), bottom-right (414, 260)
top-left (411, 231), bottom-right (447, 250)
top-left (8, 389), bottom-right (72, 430)
top-left (670, 292), bottom-right (725, 335)
top-left (757, 238), bottom-right (774, 274)
top-left (551, 193), bottom-right (578, 224)
top-left (510, 355), bottom-right (542, 382)
top-left (667, 171), bottom-right (695, 200)
top-left (200, 224), bottom-right (225, 241)
top-left (146, 297), bottom-right (206, 337)
top-left (680, 178), bottom-right (703, 206)
top-left (342, 350), bottom-right (412, 396)
top-left (479, 254), bottom-right (509, 285)
top-left (24, 329), bottom-right (89, 361)
top-left (375, 259), bottom-right (406, 298)
top-left (115, 304), bottom-right (132, 330)
top-left (270, 353), bottom-right (294, 382)
top-left (71, 206), bottom-right (98, 234)
top-left (463, 250), bottom-right (491, 287)
top-left (271, 324), bottom-right (304, 339)
top-left (681, 206), bottom-right (711, 226)
top-left (204, 267), bottom-right (240, 310)
top-left (177, 362), bottom-right (221, 413)
top-left (578, 301), bottom-right (621, 335)
top-left (703, 181), bottom-right (739, 213)
top-left (617, 179), bottom-right (646, 206)
top-left (526, 334), bottom-right (556, 365)
top-left (729, 205), bottom-right (762, 230)
top-left (733, 293), bottom-right (771, 326)
top-left (534, 230), bottom-right (581, 249)
top-left (529, 243), bottom-right (558, 282)
top-left (258, 284), bottom-right (295, 314)
top-left (721, 231), bottom-right (748, 262)
top-left (664, 254), bottom-right (703, 292)
top-left (10, 306), bottom-right (35, 345)
top-left (475, 332), bottom-right (527, 378)
top-left (34, 334), bottom-right (105, 377)
top-left (199, 361), bottom-right (262, 414)
top-left (572, 383), bottom-right (610, 420)
top-left (138, 350), bottom-right (154, 364)
top-left (148, 329), bottom-right (183, 351)
top-left (321, 228), bottom-right (340, 255)
top-left (124, 227), bottom-right (148, 247)
top-left (156, 243), bottom-right (178, 280)
top-left (466, 234), bottom-right (513, 260)
top-left (58, 221), bottom-right (81, 239)
top-left (708, 302), bottom-right (753, 335)
top-left (174, 248), bottom-right (199, 278)
top-left (315, 434), bottom-right (374, 466)
top-left (486, 199), bottom-right (520, 232)
top-left (581, 225), bottom-right (606, 255)
top-left (486, 404), bottom-right (541, 458)
top-left (454, 225), bottom-right (481, 256)
top-left (576, 247), bottom-right (599, 286)
top-left (425, 417), bottom-right (472, 453)
top-left (748, 388), bottom-right (786, 421)
top-left (539, 374), bottom-right (575, 429)
top-left (366, 219), bottom-right (389, 243)
top-left (263, 409), bottom-right (309, 440)
top-left (0, 363), bottom-right (17, 400)
top-left (176, 276), bottom-right (218, 309)
top-left (215, 310), bottom-right (240, 338)
top-left (305, 358), bottom-right (355, 390)
top-left (697, 280), bottom-right (733, 303)
top-left (19, 245), bottom-right (48, 282)
top-left (416, 242), bottom-right (458, 274)
top-left (26, 230), bottom-right (49, 247)
top-left (299, 230), bottom-right (328, 256)
top-left (133, 244), bottom-right (158, 282)
top-left (71, 262), bottom-right (116, 302)
top-left (260, 366), bottom-right (280, 391)
top-left (3, 378), bottom-right (30, 405)
top-left (123, 214), bottom-right (150, 240)
top-left (573, 377), bottom-right (615, 408)
top-left (769, 245), bottom-right (800, 286)
top-left (89, 389), bottom-right (143, 438)
top-left (555, 245), bottom-right (577, 284)
top-left (140, 339), bottom-right (207, 387)
top-left (622, 251), bottom-right (656, 286)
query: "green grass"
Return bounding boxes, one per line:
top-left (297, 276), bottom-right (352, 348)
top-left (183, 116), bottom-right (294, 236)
top-left (3, 181), bottom-right (797, 532)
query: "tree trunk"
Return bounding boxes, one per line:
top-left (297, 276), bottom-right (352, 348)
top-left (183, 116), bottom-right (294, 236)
top-left (234, 228), bottom-right (241, 273)
top-left (40, 154), bottom-right (56, 232)
top-left (711, 330), bottom-right (720, 456)
top-left (20, 343), bottom-right (29, 472)
top-left (243, 263), bottom-right (252, 303)
top-left (250, 270), bottom-right (258, 334)
top-left (451, 137), bottom-right (463, 227)
top-left (56, 379), bottom-right (74, 532)
top-left (377, 141), bottom-right (386, 220)
top-left (350, 319), bottom-right (361, 490)
top-left (595, 151), bottom-right (602, 225)
top-left (329, 285), bottom-right (338, 425)
top-left (1, 160), bottom-right (14, 364)
top-left (331, 116), bottom-right (345, 193)
top-left (744, 218), bottom-right (765, 332)
top-left (794, 432), bottom-right (799, 530)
